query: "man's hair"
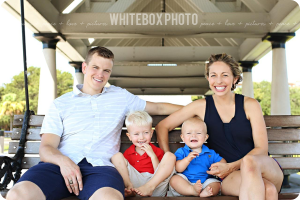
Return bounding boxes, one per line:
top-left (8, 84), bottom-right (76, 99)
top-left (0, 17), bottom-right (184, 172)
top-left (85, 46), bottom-right (114, 64)
top-left (182, 117), bottom-right (207, 134)
top-left (125, 111), bottom-right (153, 128)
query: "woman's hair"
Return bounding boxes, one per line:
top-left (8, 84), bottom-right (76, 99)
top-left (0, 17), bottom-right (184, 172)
top-left (85, 46), bottom-right (114, 64)
top-left (125, 110), bottom-right (153, 128)
top-left (205, 53), bottom-right (243, 90)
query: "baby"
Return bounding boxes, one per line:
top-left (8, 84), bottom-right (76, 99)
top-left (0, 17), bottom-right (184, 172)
top-left (169, 117), bottom-right (226, 197)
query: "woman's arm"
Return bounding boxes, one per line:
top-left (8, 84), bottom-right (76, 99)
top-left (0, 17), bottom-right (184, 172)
top-left (155, 99), bottom-right (206, 152)
top-left (207, 98), bottom-right (269, 178)
top-left (244, 97), bottom-right (268, 156)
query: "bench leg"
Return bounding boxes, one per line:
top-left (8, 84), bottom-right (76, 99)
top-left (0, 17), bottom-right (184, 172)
top-left (282, 175), bottom-right (291, 188)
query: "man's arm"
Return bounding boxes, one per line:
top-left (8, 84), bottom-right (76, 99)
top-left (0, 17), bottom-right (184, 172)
top-left (39, 133), bottom-right (64, 164)
top-left (39, 134), bottom-right (82, 196)
top-left (144, 101), bottom-right (183, 115)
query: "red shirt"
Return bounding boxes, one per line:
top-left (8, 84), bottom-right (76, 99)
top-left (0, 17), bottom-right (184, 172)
top-left (124, 143), bottom-right (164, 174)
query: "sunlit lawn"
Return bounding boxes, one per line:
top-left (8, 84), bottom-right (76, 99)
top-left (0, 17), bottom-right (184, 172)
top-left (4, 143), bottom-right (8, 153)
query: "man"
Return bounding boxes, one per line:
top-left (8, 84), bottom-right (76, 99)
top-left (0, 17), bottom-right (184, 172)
top-left (6, 47), bottom-right (182, 200)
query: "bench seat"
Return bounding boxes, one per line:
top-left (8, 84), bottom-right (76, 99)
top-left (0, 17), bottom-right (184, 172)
top-left (1, 115), bottom-right (299, 199)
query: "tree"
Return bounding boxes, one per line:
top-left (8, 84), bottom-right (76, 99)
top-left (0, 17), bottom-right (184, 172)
top-left (253, 81), bottom-right (272, 115)
top-left (0, 93), bottom-right (25, 131)
top-left (191, 95), bottom-right (204, 101)
top-left (290, 87), bottom-right (300, 115)
top-left (1, 66), bottom-right (73, 114)
top-left (0, 67), bottom-right (73, 130)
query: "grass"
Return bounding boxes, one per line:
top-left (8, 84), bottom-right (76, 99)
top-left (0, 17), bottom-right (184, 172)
top-left (1, 137), bottom-right (11, 154)
top-left (4, 143), bottom-right (8, 153)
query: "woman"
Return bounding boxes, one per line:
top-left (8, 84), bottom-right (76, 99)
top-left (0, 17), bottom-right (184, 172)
top-left (156, 53), bottom-right (283, 200)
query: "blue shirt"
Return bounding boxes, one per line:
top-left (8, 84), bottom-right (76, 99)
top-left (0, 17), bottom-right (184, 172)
top-left (175, 144), bottom-right (223, 183)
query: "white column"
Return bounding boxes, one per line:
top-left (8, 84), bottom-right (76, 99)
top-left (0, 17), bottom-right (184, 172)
top-left (271, 48), bottom-right (290, 115)
top-left (74, 72), bottom-right (84, 87)
top-left (239, 61), bottom-right (258, 98)
top-left (69, 62), bottom-right (84, 89)
top-left (34, 37), bottom-right (59, 115)
top-left (263, 33), bottom-right (295, 115)
top-left (240, 61), bottom-right (257, 98)
top-left (242, 72), bottom-right (254, 98)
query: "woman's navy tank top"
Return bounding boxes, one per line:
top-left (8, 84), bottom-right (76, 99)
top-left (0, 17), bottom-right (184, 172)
top-left (204, 94), bottom-right (254, 163)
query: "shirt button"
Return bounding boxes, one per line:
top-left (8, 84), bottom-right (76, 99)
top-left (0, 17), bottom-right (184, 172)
top-left (136, 154), bottom-right (137, 155)
top-left (137, 160), bottom-right (139, 162)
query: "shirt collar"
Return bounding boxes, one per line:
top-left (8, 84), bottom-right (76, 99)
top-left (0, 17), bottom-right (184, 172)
top-left (72, 84), bottom-right (107, 97)
top-left (127, 143), bottom-right (156, 155)
top-left (127, 144), bottom-right (137, 155)
top-left (183, 144), bottom-right (210, 155)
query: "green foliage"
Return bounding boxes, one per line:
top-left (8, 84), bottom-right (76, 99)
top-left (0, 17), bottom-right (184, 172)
top-left (57, 71), bottom-right (74, 96)
top-left (290, 87), bottom-right (300, 115)
top-left (0, 93), bottom-right (26, 130)
top-left (191, 95), bottom-right (204, 101)
top-left (0, 66), bottom-right (73, 130)
top-left (192, 81), bottom-right (300, 115)
top-left (234, 87), bottom-right (242, 94)
top-left (253, 81), bottom-right (272, 115)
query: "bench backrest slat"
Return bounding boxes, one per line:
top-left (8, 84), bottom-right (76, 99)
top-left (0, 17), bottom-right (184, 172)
top-left (269, 143), bottom-right (300, 155)
top-left (10, 115), bottom-right (300, 170)
top-left (9, 142), bottom-right (300, 156)
top-left (264, 115), bottom-right (300, 127)
top-left (11, 128), bottom-right (300, 142)
top-left (267, 129), bottom-right (300, 141)
top-left (12, 128), bottom-right (41, 141)
top-left (13, 115), bottom-right (44, 127)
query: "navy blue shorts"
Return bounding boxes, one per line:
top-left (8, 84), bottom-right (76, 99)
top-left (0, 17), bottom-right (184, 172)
top-left (17, 158), bottom-right (124, 200)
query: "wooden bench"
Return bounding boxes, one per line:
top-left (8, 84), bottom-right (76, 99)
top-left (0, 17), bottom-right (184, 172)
top-left (1, 115), bottom-right (300, 200)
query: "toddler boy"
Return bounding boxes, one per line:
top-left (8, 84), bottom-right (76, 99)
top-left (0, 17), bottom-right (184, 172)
top-left (111, 111), bottom-right (175, 197)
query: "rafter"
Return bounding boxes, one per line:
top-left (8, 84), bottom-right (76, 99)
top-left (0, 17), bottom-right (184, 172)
top-left (105, 46), bottom-right (239, 61)
top-left (241, 0), bottom-right (266, 13)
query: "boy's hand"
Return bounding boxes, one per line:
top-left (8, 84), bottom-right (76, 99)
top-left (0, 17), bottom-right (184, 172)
top-left (141, 143), bottom-right (156, 158)
top-left (186, 151), bottom-right (199, 162)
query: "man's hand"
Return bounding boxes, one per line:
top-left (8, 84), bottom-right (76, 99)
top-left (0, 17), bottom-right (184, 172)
top-left (186, 151), bottom-right (199, 162)
top-left (207, 162), bottom-right (231, 179)
top-left (141, 143), bottom-right (155, 158)
top-left (59, 156), bottom-right (83, 195)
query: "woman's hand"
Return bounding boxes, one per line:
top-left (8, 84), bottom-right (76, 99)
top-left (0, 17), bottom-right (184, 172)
top-left (207, 162), bottom-right (232, 179)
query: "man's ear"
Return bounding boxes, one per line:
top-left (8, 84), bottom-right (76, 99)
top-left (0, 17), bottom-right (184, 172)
top-left (82, 62), bottom-right (87, 74)
top-left (126, 132), bottom-right (132, 141)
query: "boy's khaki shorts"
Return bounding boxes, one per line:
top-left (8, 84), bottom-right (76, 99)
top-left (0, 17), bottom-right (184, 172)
top-left (168, 173), bottom-right (220, 197)
top-left (127, 161), bottom-right (175, 197)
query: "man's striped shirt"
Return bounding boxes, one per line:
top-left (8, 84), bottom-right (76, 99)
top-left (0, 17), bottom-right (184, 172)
top-left (41, 84), bottom-right (146, 167)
